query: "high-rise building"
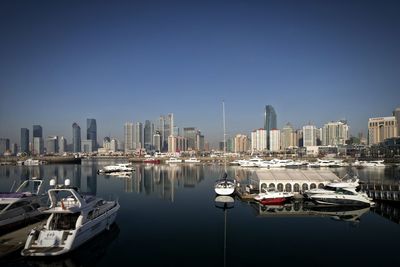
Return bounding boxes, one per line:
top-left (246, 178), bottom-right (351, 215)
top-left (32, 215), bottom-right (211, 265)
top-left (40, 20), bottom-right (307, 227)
top-left (153, 131), bottom-right (161, 151)
top-left (158, 114), bottom-right (174, 151)
top-left (144, 120), bottom-right (154, 151)
top-left (32, 125), bottom-right (43, 155)
top-left (59, 136), bottom-right (66, 154)
top-left (81, 140), bottom-right (95, 153)
top-left (184, 127), bottom-right (197, 150)
top-left (46, 136), bottom-right (58, 154)
top-left (303, 124), bottom-right (317, 147)
top-left (322, 121), bottom-right (349, 146)
top-left (110, 138), bottom-right (118, 152)
top-left (368, 116), bottom-right (397, 145)
top-left (33, 125), bottom-right (43, 138)
top-left (280, 123), bottom-right (296, 150)
top-left (0, 138), bottom-right (10, 155)
top-left (72, 123), bottom-right (81, 153)
top-left (264, 105), bottom-right (277, 150)
top-left (87, 119), bottom-right (97, 149)
top-left (124, 122), bottom-right (134, 153)
top-left (394, 107), bottom-right (400, 136)
top-left (196, 132), bottom-right (205, 151)
top-left (20, 128), bottom-right (29, 153)
top-left (269, 129), bottom-right (281, 152)
top-left (168, 135), bottom-right (177, 153)
top-left (234, 134), bottom-right (248, 153)
top-left (135, 122), bottom-right (143, 149)
top-left (11, 143), bottom-right (18, 155)
top-left (251, 129), bottom-right (267, 153)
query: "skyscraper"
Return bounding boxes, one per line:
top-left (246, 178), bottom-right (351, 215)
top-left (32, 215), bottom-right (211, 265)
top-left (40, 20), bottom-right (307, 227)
top-left (124, 122), bottom-right (134, 153)
top-left (158, 113), bottom-right (174, 151)
top-left (144, 120), bottom-right (154, 151)
top-left (135, 122), bottom-right (143, 149)
top-left (72, 123), bottom-right (81, 153)
top-left (322, 121), bottom-right (349, 146)
top-left (20, 128), bottom-right (29, 154)
top-left (368, 116), bottom-right (397, 145)
top-left (264, 105), bottom-right (277, 150)
top-left (184, 127), bottom-right (197, 150)
top-left (0, 138), bottom-right (10, 155)
top-left (32, 125), bottom-right (43, 155)
top-left (87, 119), bottom-right (97, 149)
top-left (394, 107), bottom-right (400, 136)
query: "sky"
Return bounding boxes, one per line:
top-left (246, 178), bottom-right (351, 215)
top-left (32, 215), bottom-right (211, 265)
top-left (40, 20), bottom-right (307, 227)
top-left (1, 0), bottom-right (399, 146)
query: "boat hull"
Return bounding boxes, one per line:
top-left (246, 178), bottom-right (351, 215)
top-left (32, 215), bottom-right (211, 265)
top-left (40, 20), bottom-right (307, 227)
top-left (259, 197), bottom-right (288, 205)
top-left (22, 203), bottom-right (120, 256)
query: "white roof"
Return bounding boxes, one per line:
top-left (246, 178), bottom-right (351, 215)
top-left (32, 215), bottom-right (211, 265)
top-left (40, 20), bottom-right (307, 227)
top-left (256, 169), bottom-right (338, 183)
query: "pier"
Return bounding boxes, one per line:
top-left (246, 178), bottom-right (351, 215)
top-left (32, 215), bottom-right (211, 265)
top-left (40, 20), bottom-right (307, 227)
top-left (360, 183), bottom-right (400, 202)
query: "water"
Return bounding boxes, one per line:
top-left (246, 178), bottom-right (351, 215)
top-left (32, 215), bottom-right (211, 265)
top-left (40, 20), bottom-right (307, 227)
top-left (1, 160), bottom-right (400, 267)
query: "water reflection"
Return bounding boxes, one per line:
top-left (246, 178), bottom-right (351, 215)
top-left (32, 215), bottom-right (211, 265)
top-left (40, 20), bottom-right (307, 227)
top-left (373, 202), bottom-right (400, 224)
top-left (132, 165), bottom-right (205, 202)
top-left (24, 224), bottom-right (120, 267)
top-left (215, 196), bottom-right (234, 267)
top-left (254, 200), bottom-right (370, 224)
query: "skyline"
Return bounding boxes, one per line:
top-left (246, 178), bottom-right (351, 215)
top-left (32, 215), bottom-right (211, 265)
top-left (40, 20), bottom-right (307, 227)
top-left (1, 1), bottom-right (400, 144)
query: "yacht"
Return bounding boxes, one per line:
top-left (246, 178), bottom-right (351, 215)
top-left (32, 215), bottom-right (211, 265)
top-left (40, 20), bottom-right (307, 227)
top-left (23, 159), bottom-right (41, 166)
top-left (184, 157), bottom-right (201, 163)
top-left (214, 173), bottom-right (236, 196)
top-left (308, 187), bottom-right (374, 206)
top-left (97, 163), bottom-right (134, 174)
top-left (304, 175), bottom-right (360, 199)
top-left (0, 178), bottom-right (46, 230)
top-left (143, 157), bottom-right (161, 164)
top-left (239, 157), bottom-right (263, 167)
top-left (165, 157), bottom-right (182, 164)
top-left (21, 179), bottom-right (120, 256)
top-left (254, 187), bottom-right (294, 205)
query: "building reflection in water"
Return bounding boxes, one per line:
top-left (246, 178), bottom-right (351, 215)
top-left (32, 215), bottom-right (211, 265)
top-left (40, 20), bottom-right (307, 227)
top-left (373, 202), bottom-right (400, 224)
top-left (132, 165), bottom-right (205, 202)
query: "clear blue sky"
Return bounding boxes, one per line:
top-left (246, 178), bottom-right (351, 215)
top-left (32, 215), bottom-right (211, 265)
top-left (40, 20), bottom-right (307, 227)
top-left (1, 0), bottom-right (399, 146)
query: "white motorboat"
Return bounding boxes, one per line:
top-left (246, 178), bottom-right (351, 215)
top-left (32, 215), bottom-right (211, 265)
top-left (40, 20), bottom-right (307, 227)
top-left (308, 187), bottom-right (374, 206)
top-left (254, 187), bottom-right (294, 205)
top-left (21, 179), bottom-right (120, 256)
top-left (184, 157), bottom-right (201, 163)
top-left (0, 178), bottom-right (46, 230)
top-left (304, 175), bottom-right (360, 199)
top-left (239, 157), bottom-right (263, 167)
top-left (165, 157), bottom-right (182, 164)
top-left (98, 163), bottom-right (134, 174)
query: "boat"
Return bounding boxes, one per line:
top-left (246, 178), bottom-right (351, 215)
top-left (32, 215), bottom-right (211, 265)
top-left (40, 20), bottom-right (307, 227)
top-left (21, 178), bottom-right (120, 256)
top-left (303, 175), bottom-right (360, 199)
top-left (143, 157), bottom-right (160, 164)
top-left (0, 178), bottom-right (46, 231)
top-left (184, 157), bottom-right (201, 163)
top-left (238, 157), bottom-right (263, 167)
top-left (214, 173), bottom-right (236, 196)
top-left (308, 187), bottom-right (374, 206)
top-left (214, 101), bottom-right (237, 196)
top-left (97, 163), bottom-right (134, 174)
top-left (165, 157), bottom-right (182, 164)
top-left (254, 187), bottom-right (294, 205)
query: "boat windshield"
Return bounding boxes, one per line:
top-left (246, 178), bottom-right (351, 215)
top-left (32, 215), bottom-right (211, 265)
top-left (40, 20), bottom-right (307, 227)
top-left (335, 188), bottom-right (356, 195)
top-left (49, 213), bottom-right (80, 230)
top-left (16, 180), bottom-right (42, 194)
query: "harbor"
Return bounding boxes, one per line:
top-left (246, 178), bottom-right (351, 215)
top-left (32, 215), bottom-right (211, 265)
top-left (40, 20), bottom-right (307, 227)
top-left (1, 161), bottom-right (400, 266)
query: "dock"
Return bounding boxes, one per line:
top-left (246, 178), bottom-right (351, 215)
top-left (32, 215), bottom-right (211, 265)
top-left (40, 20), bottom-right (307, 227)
top-left (360, 183), bottom-right (400, 202)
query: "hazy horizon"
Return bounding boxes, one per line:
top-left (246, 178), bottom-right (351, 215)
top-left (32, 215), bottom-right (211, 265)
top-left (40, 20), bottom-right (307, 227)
top-left (1, 0), bottom-right (399, 146)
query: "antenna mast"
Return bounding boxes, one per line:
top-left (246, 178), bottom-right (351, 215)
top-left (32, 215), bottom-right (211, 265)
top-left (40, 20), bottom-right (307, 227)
top-left (223, 101), bottom-right (226, 155)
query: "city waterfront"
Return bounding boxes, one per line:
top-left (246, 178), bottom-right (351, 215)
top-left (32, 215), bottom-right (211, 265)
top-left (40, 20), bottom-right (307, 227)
top-left (1, 161), bottom-right (400, 266)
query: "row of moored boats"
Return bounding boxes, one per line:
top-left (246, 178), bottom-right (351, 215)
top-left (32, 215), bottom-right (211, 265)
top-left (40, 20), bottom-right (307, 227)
top-left (230, 157), bottom-right (386, 168)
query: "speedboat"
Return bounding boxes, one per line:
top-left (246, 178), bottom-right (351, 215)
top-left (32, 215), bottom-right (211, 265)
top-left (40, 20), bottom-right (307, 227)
top-left (184, 157), bottom-right (201, 163)
top-left (143, 157), bottom-right (161, 164)
top-left (304, 175), bottom-right (360, 199)
top-left (308, 187), bottom-right (374, 207)
top-left (21, 179), bottom-right (120, 256)
top-left (165, 157), bottom-right (182, 164)
top-left (238, 157), bottom-right (263, 167)
top-left (254, 187), bottom-right (294, 205)
top-left (0, 178), bottom-right (46, 230)
top-left (98, 163), bottom-right (134, 174)
top-left (214, 173), bottom-right (236, 196)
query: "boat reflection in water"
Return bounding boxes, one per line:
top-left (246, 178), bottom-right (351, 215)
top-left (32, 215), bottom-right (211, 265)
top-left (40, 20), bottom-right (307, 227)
top-left (23, 224), bottom-right (120, 267)
top-left (215, 196), bottom-right (234, 267)
top-left (255, 201), bottom-right (370, 224)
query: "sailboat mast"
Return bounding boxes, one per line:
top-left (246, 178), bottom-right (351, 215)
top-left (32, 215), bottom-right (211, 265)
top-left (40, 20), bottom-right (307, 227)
top-left (223, 101), bottom-right (226, 155)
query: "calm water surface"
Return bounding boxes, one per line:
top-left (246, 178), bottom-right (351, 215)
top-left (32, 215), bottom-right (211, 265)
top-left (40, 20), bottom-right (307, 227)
top-left (1, 160), bottom-right (400, 267)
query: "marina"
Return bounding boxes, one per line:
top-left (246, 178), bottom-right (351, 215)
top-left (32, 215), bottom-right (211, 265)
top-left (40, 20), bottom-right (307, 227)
top-left (0, 161), bottom-right (399, 266)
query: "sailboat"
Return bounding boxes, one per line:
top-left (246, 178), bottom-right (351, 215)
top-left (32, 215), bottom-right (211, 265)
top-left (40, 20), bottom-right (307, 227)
top-left (214, 101), bottom-right (236, 196)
